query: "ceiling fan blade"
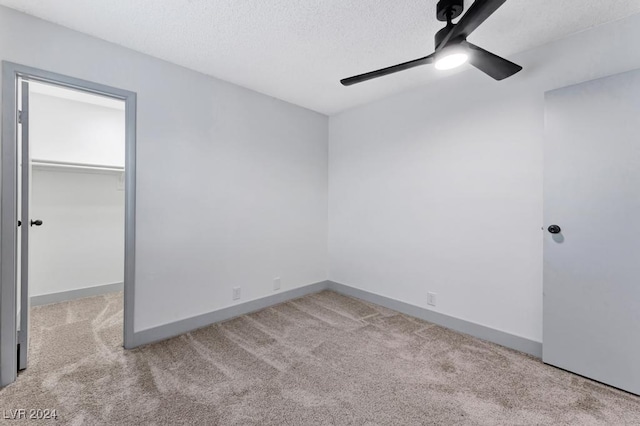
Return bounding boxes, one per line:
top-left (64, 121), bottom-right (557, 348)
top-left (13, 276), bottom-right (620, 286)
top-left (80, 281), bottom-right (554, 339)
top-left (340, 54), bottom-right (435, 86)
top-left (437, 0), bottom-right (507, 50)
top-left (462, 41), bottom-right (522, 80)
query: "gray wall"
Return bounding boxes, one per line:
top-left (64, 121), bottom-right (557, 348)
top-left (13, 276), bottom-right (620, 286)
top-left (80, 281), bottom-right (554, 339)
top-left (0, 6), bottom-right (328, 332)
top-left (328, 13), bottom-right (640, 343)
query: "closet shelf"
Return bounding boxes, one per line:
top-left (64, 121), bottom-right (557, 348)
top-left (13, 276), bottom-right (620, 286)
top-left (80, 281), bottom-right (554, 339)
top-left (31, 159), bottom-right (124, 174)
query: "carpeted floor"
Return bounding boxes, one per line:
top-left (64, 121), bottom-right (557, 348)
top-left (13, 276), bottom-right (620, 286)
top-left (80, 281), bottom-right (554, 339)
top-left (1, 291), bottom-right (639, 425)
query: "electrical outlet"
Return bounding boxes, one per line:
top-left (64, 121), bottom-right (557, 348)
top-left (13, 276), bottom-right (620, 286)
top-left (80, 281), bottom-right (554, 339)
top-left (232, 287), bottom-right (241, 300)
top-left (427, 292), bottom-right (437, 307)
top-left (273, 277), bottom-right (281, 291)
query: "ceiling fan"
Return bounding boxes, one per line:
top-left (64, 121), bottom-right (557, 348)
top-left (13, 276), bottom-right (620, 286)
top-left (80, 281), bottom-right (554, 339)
top-left (340, 0), bottom-right (522, 86)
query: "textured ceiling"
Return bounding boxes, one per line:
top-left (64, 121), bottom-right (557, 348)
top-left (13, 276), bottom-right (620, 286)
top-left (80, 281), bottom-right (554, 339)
top-left (2, 0), bottom-right (640, 114)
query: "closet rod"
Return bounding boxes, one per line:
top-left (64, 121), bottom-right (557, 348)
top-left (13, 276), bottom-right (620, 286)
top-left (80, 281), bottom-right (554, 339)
top-left (31, 159), bottom-right (124, 172)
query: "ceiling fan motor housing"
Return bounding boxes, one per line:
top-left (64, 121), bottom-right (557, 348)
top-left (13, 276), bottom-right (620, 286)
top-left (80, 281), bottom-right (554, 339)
top-left (436, 0), bottom-right (464, 22)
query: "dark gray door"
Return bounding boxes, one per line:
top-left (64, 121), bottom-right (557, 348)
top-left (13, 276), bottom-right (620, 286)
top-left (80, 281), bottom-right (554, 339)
top-left (543, 69), bottom-right (640, 395)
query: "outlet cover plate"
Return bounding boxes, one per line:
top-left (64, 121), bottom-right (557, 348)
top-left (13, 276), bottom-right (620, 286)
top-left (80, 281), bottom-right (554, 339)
top-left (427, 292), bottom-right (437, 307)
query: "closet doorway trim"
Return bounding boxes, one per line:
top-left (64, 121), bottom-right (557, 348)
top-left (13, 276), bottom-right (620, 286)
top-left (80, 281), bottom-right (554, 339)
top-left (1, 62), bottom-right (137, 386)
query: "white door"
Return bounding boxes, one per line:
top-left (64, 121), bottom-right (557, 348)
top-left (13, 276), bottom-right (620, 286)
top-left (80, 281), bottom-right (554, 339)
top-left (17, 79), bottom-right (35, 371)
top-left (543, 69), bottom-right (640, 395)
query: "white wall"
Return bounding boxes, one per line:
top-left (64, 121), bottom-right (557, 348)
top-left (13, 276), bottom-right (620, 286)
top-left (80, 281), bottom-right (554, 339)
top-left (30, 92), bottom-right (125, 167)
top-left (29, 92), bottom-right (125, 298)
top-left (8, 2), bottom-right (637, 343)
top-left (0, 6), bottom-right (328, 332)
top-left (329, 13), bottom-right (640, 343)
top-left (30, 170), bottom-right (125, 297)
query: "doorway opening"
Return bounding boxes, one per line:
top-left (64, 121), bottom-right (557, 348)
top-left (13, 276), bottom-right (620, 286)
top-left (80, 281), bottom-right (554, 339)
top-left (1, 63), bottom-right (137, 387)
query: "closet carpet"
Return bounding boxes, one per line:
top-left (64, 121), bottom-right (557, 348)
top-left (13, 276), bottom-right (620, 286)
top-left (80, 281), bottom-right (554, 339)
top-left (1, 290), bottom-right (639, 425)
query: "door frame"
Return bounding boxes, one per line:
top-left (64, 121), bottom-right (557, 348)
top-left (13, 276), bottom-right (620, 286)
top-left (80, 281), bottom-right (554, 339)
top-left (0, 62), bottom-right (137, 386)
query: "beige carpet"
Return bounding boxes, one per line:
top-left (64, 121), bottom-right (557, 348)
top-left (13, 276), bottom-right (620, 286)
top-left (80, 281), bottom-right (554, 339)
top-left (1, 291), bottom-right (639, 425)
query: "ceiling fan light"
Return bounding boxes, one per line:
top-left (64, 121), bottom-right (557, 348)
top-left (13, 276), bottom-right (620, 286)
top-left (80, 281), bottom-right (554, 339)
top-left (435, 52), bottom-right (469, 70)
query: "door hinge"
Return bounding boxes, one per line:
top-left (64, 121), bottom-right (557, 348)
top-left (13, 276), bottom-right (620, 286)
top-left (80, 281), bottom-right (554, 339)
top-left (18, 110), bottom-right (23, 124)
